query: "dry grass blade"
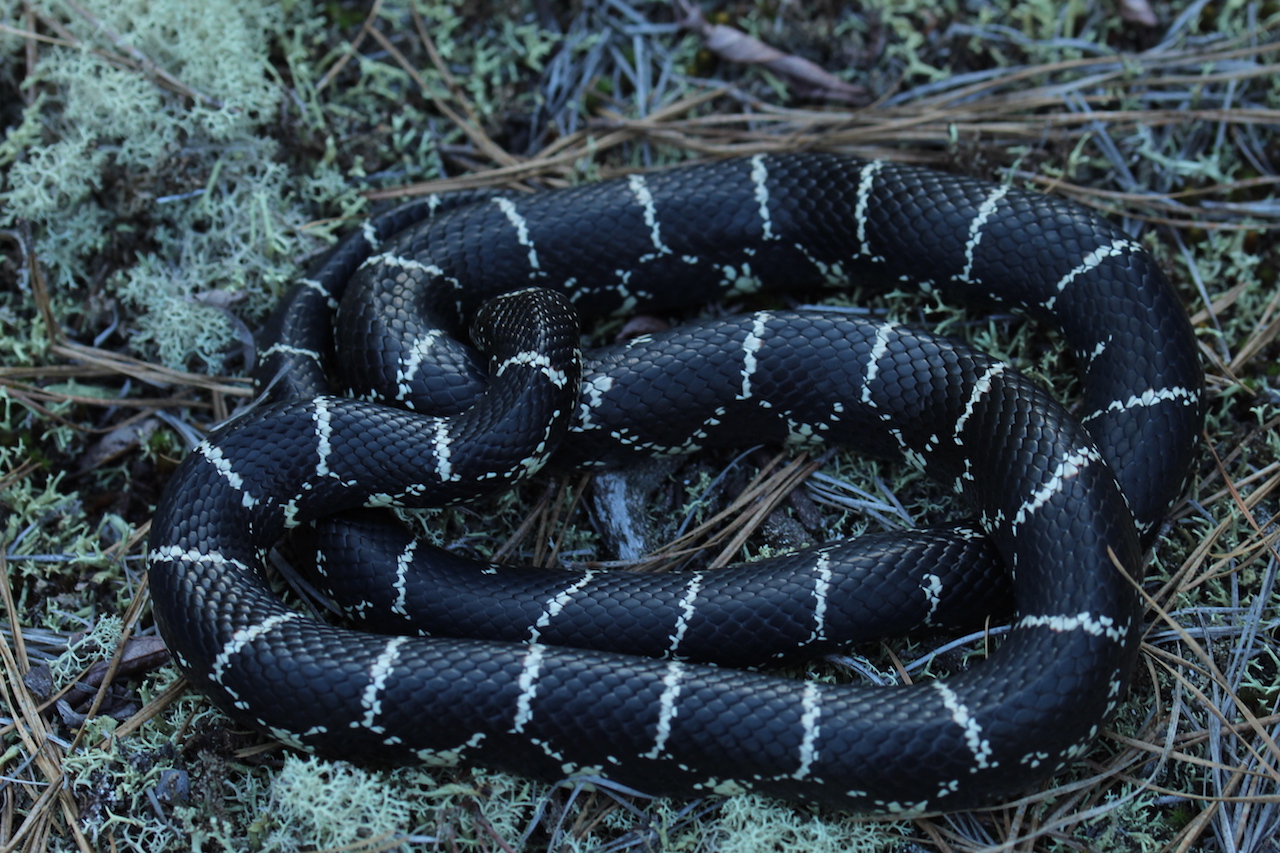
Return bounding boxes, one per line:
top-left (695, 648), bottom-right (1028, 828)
top-left (63, 575), bottom-right (155, 758)
top-left (489, 453), bottom-right (821, 575)
top-left (1009, 170), bottom-right (1280, 231)
top-left (0, 21), bottom-right (73, 48)
top-left (17, 222), bottom-right (251, 404)
top-left (364, 87), bottom-right (733, 200)
top-left (1130, 454), bottom-right (1280, 851)
top-left (358, 35), bottom-right (1280, 242)
top-left (0, 555), bottom-right (92, 853)
top-left (491, 480), bottom-right (560, 564)
top-left (47, 342), bottom-right (252, 399)
top-left (541, 474), bottom-right (592, 568)
top-left (492, 476), bottom-right (588, 568)
top-left (630, 451), bottom-right (821, 573)
top-left (1228, 288), bottom-right (1280, 372)
top-left (703, 454), bottom-right (823, 570)
top-left (314, 0), bottom-right (385, 93)
top-left (19, 223), bottom-right (60, 348)
top-left (409, 6), bottom-right (518, 170)
top-left (362, 23), bottom-right (517, 172)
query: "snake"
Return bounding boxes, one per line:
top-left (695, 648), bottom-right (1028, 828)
top-left (147, 152), bottom-right (1202, 813)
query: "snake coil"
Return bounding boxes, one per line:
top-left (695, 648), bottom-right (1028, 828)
top-left (148, 153), bottom-right (1201, 812)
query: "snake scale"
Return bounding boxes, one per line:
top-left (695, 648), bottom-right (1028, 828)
top-left (148, 153), bottom-right (1202, 812)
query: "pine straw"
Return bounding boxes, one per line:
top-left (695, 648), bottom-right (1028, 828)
top-left (1, 3), bottom-right (1278, 852)
top-left (364, 31), bottom-right (1280, 234)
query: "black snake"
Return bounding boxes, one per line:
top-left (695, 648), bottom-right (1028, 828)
top-left (147, 153), bottom-right (1202, 812)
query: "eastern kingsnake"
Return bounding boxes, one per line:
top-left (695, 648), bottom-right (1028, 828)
top-left (148, 153), bottom-right (1202, 812)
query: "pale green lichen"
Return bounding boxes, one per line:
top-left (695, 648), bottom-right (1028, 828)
top-left (0, 441), bottom-right (125, 609)
top-left (710, 794), bottom-right (905, 852)
top-left (3, 129), bottom-right (108, 224)
top-left (252, 756), bottom-right (422, 852)
top-left (0, 0), bottom-right (357, 370)
top-left (242, 759), bottom-right (574, 852)
top-left (0, 0), bottom-right (600, 372)
top-left (58, 670), bottom-right (249, 853)
top-left (48, 614), bottom-right (124, 686)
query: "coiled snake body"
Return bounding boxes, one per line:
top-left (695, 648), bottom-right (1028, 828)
top-left (148, 153), bottom-right (1202, 812)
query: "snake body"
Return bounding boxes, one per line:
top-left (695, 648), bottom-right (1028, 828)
top-left (148, 153), bottom-right (1202, 812)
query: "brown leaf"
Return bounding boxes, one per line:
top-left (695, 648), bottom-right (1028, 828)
top-left (64, 635), bottom-right (172, 705)
top-left (678, 1), bottom-right (870, 106)
top-left (23, 663), bottom-right (54, 701)
top-left (77, 417), bottom-right (160, 474)
top-left (1118, 0), bottom-right (1158, 27)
